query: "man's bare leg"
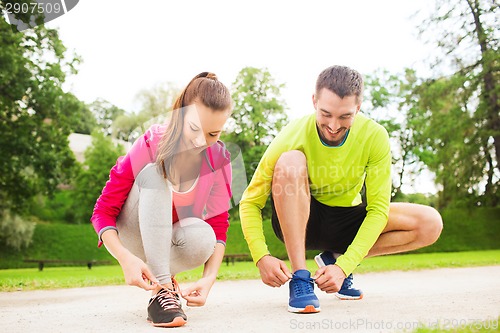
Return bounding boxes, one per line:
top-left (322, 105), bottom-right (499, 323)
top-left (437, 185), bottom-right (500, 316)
top-left (272, 150), bottom-right (310, 272)
top-left (368, 202), bottom-right (443, 257)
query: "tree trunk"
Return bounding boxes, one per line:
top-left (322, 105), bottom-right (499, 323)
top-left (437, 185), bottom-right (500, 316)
top-left (483, 145), bottom-right (498, 206)
top-left (467, 0), bottom-right (500, 173)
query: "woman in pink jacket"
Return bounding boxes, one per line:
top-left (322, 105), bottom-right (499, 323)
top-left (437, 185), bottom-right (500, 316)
top-left (91, 72), bottom-right (233, 328)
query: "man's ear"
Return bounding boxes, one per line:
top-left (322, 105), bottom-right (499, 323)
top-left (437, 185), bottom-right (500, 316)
top-left (355, 102), bottom-right (361, 114)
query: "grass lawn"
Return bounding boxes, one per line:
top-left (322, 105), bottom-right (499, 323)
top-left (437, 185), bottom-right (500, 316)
top-left (0, 249), bottom-right (498, 292)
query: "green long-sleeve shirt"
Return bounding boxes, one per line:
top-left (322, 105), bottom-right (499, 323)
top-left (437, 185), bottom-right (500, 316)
top-left (239, 112), bottom-right (392, 275)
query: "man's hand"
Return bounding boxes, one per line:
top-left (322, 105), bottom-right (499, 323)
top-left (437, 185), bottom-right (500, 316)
top-left (256, 255), bottom-right (292, 287)
top-left (313, 264), bottom-right (346, 293)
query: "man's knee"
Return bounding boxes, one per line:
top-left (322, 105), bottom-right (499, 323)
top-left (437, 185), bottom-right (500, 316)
top-left (273, 151), bottom-right (308, 197)
top-left (417, 206), bottom-right (443, 246)
top-left (274, 150), bottom-right (307, 180)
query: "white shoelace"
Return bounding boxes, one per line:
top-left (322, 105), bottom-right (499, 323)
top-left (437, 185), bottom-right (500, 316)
top-left (154, 288), bottom-right (181, 310)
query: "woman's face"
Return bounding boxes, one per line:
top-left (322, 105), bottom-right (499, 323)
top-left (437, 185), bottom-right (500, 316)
top-left (180, 101), bottom-right (230, 154)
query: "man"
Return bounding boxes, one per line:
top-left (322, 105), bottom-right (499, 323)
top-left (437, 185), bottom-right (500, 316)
top-left (239, 65), bottom-right (443, 313)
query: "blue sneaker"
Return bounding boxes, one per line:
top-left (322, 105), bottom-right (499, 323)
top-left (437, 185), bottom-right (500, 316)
top-left (314, 251), bottom-right (336, 266)
top-left (314, 251), bottom-right (363, 300)
top-left (288, 269), bottom-right (320, 313)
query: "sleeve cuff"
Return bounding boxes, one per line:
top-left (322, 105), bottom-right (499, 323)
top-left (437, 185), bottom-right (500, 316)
top-left (252, 250), bottom-right (271, 265)
top-left (97, 226), bottom-right (118, 247)
top-left (334, 255), bottom-right (358, 276)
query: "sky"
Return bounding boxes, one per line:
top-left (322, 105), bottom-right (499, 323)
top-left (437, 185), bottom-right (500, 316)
top-left (44, 0), bottom-right (438, 193)
top-left (46, 0), bottom-right (436, 119)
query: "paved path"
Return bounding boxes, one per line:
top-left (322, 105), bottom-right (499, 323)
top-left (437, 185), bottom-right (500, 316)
top-left (1, 266), bottom-right (499, 332)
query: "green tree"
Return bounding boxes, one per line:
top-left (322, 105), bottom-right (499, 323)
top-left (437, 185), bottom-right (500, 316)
top-left (364, 69), bottom-right (426, 199)
top-left (411, 74), bottom-right (493, 207)
top-left (64, 92), bottom-right (96, 134)
top-left (72, 131), bottom-right (125, 224)
top-left (89, 98), bottom-right (125, 136)
top-left (0, 5), bottom-right (80, 219)
top-left (413, 0), bottom-right (499, 207)
top-left (221, 67), bottom-right (288, 220)
top-left (135, 82), bottom-right (179, 120)
top-left (112, 82), bottom-right (179, 141)
top-left (222, 67), bottom-right (288, 181)
top-left (112, 112), bottom-right (144, 141)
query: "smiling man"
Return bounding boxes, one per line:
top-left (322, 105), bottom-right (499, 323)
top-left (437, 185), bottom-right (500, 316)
top-left (239, 65), bottom-right (443, 313)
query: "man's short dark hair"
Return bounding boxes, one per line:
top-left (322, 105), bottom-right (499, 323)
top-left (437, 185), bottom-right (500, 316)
top-left (315, 65), bottom-right (364, 103)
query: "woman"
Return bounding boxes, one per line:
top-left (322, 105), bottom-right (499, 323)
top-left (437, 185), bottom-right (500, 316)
top-left (91, 72), bottom-right (233, 327)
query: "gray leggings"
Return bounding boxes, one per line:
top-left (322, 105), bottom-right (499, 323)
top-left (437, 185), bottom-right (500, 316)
top-left (116, 163), bottom-right (216, 284)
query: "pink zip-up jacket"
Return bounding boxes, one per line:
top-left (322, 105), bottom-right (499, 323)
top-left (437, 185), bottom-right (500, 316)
top-left (91, 124), bottom-right (232, 247)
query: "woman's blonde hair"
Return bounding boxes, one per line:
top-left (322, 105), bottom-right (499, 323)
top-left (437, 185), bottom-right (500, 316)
top-left (156, 72), bottom-right (232, 180)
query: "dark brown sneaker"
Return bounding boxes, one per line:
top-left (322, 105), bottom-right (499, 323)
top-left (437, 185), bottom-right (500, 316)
top-left (147, 281), bottom-right (187, 327)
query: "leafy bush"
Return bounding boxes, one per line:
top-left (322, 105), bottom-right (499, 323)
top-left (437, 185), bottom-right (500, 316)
top-left (415, 207), bottom-right (500, 253)
top-left (0, 211), bottom-right (36, 250)
top-left (0, 222), bottom-right (113, 269)
top-left (72, 131), bottom-right (125, 224)
top-left (29, 191), bottom-right (77, 224)
top-left (0, 207), bottom-right (498, 269)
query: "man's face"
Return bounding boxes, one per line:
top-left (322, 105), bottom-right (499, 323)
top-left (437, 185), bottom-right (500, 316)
top-left (313, 88), bottom-right (361, 146)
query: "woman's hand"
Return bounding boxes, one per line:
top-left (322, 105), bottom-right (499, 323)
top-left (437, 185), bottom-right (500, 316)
top-left (181, 276), bottom-right (214, 306)
top-left (101, 229), bottom-right (158, 291)
top-left (118, 252), bottom-right (159, 291)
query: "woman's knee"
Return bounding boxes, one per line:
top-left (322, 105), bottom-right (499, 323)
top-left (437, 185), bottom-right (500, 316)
top-left (169, 218), bottom-right (216, 275)
top-left (175, 217), bottom-right (216, 257)
top-left (136, 163), bottom-right (167, 190)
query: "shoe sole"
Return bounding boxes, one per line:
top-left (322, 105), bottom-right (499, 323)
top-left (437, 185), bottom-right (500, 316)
top-left (314, 255), bottom-right (327, 268)
top-left (148, 316), bottom-right (187, 327)
top-left (288, 305), bottom-right (321, 313)
top-left (335, 293), bottom-right (363, 300)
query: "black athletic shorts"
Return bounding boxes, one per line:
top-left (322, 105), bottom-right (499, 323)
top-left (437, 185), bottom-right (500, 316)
top-left (271, 195), bottom-right (367, 254)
